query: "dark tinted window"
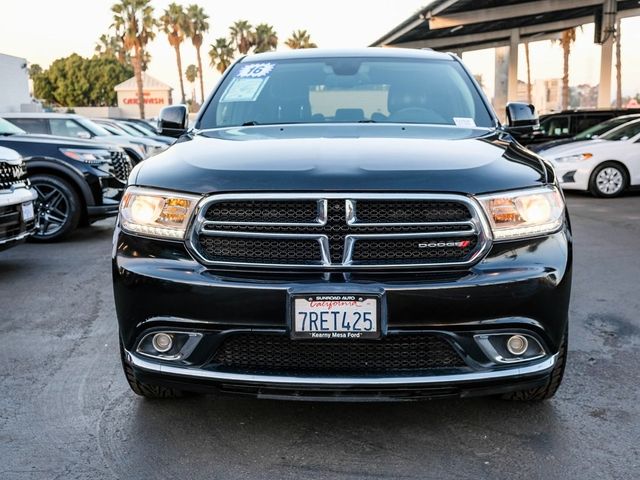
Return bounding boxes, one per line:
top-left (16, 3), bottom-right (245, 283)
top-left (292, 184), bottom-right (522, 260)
top-left (575, 114), bottom-right (611, 133)
top-left (4, 118), bottom-right (49, 134)
top-left (199, 57), bottom-right (494, 129)
top-left (539, 116), bottom-right (569, 137)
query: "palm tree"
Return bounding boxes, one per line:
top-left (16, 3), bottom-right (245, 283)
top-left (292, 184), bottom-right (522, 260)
top-left (186, 4), bottom-right (209, 104)
top-left (111, 0), bottom-right (156, 118)
top-left (185, 64), bottom-right (198, 108)
top-left (160, 3), bottom-right (190, 104)
top-left (253, 24), bottom-right (278, 53)
top-left (95, 34), bottom-right (127, 64)
top-left (209, 38), bottom-right (235, 74)
top-left (230, 20), bottom-right (254, 54)
top-left (554, 28), bottom-right (577, 110)
top-left (524, 42), bottom-right (532, 104)
top-left (285, 30), bottom-right (317, 49)
top-left (615, 20), bottom-right (622, 108)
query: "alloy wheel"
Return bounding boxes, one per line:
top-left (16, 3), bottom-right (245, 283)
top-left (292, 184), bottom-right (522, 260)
top-left (32, 183), bottom-right (70, 237)
top-left (595, 167), bottom-right (624, 195)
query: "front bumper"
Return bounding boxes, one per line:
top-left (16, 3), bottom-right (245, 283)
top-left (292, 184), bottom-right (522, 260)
top-left (549, 162), bottom-right (592, 191)
top-left (113, 224), bottom-right (571, 399)
top-left (0, 186), bottom-right (37, 250)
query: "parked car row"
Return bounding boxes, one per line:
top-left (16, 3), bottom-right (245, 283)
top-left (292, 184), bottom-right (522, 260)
top-left (531, 113), bottom-right (640, 197)
top-left (0, 113), bottom-right (172, 248)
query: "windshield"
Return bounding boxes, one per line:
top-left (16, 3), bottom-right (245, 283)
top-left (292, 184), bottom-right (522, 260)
top-left (75, 117), bottom-right (112, 136)
top-left (198, 57), bottom-right (494, 129)
top-left (0, 118), bottom-right (26, 135)
top-left (127, 122), bottom-right (155, 136)
top-left (114, 122), bottom-right (144, 136)
top-left (575, 116), bottom-right (638, 140)
top-left (600, 119), bottom-right (640, 141)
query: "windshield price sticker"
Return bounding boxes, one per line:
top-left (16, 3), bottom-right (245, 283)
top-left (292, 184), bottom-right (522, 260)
top-left (292, 295), bottom-right (380, 340)
top-left (236, 63), bottom-right (275, 78)
top-left (220, 77), bottom-right (270, 103)
top-left (453, 117), bottom-right (477, 128)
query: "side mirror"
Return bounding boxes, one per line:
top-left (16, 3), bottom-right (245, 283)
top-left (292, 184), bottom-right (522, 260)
top-left (77, 131), bottom-right (92, 140)
top-left (158, 105), bottom-right (188, 138)
top-left (505, 102), bottom-right (539, 137)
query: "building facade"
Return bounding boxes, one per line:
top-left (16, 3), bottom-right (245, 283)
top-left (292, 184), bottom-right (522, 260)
top-left (114, 73), bottom-right (173, 119)
top-left (0, 53), bottom-right (34, 113)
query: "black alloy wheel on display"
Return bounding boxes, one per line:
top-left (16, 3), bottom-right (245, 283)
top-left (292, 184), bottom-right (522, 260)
top-left (30, 174), bottom-right (81, 242)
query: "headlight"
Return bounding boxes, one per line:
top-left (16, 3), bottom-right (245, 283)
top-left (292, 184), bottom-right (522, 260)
top-left (120, 187), bottom-right (201, 239)
top-left (477, 186), bottom-right (565, 240)
top-left (552, 153), bottom-right (592, 163)
top-left (147, 144), bottom-right (168, 157)
top-left (59, 148), bottom-right (111, 164)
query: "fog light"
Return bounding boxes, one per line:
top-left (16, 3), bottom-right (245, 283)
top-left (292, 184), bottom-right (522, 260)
top-left (152, 333), bottom-right (173, 353)
top-left (507, 335), bottom-right (528, 355)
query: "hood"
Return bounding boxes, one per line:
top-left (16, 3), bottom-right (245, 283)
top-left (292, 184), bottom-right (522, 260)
top-left (3, 133), bottom-right (120, 150)
top-left (95, 134), bottom-right (163, 148)
top-left (133, 124), bottom-right (547, 195)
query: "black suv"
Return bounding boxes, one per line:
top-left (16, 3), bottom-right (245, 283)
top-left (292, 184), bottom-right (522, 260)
top-left (521, 108), bottom-right (640, 146)
top-left (0, 118), bottom-right (131, 240)
top-left (114, 49), bottom-right (571, 402)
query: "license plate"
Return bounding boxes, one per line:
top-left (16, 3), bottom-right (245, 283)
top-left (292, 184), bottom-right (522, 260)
top-left (21, 202), bottom-right (34, 222)
top-left (292, 294), bottom-right (380, 339)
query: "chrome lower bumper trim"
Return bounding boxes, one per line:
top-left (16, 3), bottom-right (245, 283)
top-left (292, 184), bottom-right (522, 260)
top-left (0, 229), bottom-right (34, 245)
top-left (125, 350), bottom-right (557, 387)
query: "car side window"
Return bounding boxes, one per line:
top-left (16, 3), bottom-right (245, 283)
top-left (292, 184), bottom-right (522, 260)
top-left (575, 115), bottom-right (610, 133)
top-left (540, 116), bottom-right (569, 137)
top-left (49, 119), bottom-right (92, 139)
top-left (5, 118), bottom-right (50, 134)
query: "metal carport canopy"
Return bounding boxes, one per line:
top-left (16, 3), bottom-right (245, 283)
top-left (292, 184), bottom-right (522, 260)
top-left (371, 0), bottom-right (640, 52)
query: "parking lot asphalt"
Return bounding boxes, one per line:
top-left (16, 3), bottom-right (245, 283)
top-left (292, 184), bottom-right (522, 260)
top-left (1, 191), bottom-right (639, 480)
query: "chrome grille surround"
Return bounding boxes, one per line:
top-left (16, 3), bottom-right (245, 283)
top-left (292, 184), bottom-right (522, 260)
top-left (187, 193), bottom-right (492, 269)
top-left (0, 161), bottom-right (27, 191)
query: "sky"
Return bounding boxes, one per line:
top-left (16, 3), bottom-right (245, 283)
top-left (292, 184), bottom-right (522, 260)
top-left (2, 0), bottom-right (640, 103)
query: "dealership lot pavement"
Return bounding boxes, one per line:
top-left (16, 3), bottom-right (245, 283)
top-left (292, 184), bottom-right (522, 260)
top-left (1, 192), bottom-right (639, 480)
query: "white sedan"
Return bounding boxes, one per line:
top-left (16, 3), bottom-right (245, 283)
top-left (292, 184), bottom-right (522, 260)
top-left (540, 119), bottom-right (640, 197)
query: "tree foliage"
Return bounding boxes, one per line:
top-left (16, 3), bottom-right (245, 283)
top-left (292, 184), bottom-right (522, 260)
top-left (31, 54), bottom-right (133, 107)
top-left (209, 38), bottom-right (235, 74)
top-left (230, 20), bottom-right (253, 54)
top-left (285, 30), bottom-right (317, 49)
top-left (185, 64), bottom-right (198, 83)
top-left (253, 23), bottom-right (278, 53)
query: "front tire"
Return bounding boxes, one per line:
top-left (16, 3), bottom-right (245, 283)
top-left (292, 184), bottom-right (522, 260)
top-left (119, 339), bottom-right (185, 399)
top-left (589, 162), bottom-right (628, 198)
top-left (30, 174), bottom-right (81, 242)
top-left (502, 329), bottom-right (567, 401)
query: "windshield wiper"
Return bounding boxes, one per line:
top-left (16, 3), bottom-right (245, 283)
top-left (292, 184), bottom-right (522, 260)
top-left (358, 120), bottom-right (377, 123)
top-left (241, 121), bottom-right (260, 126)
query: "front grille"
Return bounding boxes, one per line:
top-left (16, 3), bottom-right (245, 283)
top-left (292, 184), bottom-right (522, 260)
top-left (0, 203), bottom-right (34, 241)
top-left (109, 151), bottom-right (132, 183)
top-left (199, 235), bottom-right (322, 265)
top-left (206, 200), bottom-right (319, 223)
top-left (193, 195), bottom-right (487, 268)
top-left (0, 162), bottom-right (27, 190)
top-left (352, 237), bottom-right (478, 265)
top-left (213, 333), bottom-right (466, 374)
top-left (354, 200), bottom-right (471, 223)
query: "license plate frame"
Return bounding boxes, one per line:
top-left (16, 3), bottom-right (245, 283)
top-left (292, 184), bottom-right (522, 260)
top-left (289, 293), bottom-right (382, 340)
